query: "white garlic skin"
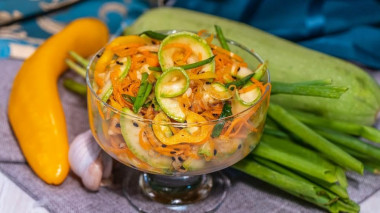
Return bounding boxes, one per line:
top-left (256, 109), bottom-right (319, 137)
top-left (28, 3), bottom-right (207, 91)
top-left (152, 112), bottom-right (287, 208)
top-left (69, 130), bottom-right (113, 191)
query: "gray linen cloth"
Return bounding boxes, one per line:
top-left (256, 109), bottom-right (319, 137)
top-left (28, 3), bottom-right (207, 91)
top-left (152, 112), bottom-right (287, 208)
top-left (1, 59), bottom-right (380, 212)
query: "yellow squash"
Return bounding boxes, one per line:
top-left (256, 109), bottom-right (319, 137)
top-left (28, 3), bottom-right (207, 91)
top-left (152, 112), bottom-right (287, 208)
top-left (8, 18), bottom-right (109, 185)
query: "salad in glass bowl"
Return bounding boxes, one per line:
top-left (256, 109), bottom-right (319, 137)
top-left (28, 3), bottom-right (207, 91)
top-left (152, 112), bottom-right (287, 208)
top-left (86, 28), bottom-right (270, 210)
top-left (87, 27), bottom-right (271, 211)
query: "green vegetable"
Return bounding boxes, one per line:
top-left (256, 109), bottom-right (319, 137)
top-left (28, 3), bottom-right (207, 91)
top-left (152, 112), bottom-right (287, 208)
top-left (263, 128), bottom-right (290, 139)
top-left (120, 108), bottom-right (172, 169)
top-left (361, 159), bottom-right (380, 174)
top-left (122, 94), bottom-right (136, 104)
top-left (293, 79), bottom-right (333, 86)
top-left (316, 128), bottom-right (380, 162)
top-left (225, 73), bottom-right (254, 88)
top-left (142, 83), bottom-right (153, 104)
top-left (233, 159), bottom-right (359, 213)
top-left (211, 102), bottom-right (232, 138)
top-left (252, 61), bottom-right (268, 81)
top-left (149, 55), bottom-right (215, 72)
top-left (98, 57), bottom-right (132, 103)
top-left (289, 110), bottom-right (380, 143)
top-left (198, 140), bottom-right (214, 158)
top-left (124, 8), bottom-right (380, 125)
top-left (155, 67), bottom-right (189, 122)
top-left (235, 60), bottom-right (268, 80)
top-left (271, 82), bottom-right (348, 99)
top-left (63, 79), bottom-right (86, 96)
top-left (68, 50), bottom-right (89, 68)
top-left (139, 30), bottom-right (167, 40)
top-left (335, 166), bottom-right (348, 189)
top-left (133, 72), bottom-right (149, 113)
top-left (254, 156), bottom-right (348, 199)
top-left (65, 58), bottom-right (86, 78)
top-left (255, 135), bottom-right (339, 183)
top-left (158, 31), bottom-right (215, 73)
top-left (206, 82), bottom-right (232, 100)
top-left (268, 104), bottom-right (363, 174)
top-left (234, 82), bottom-right (261, 106)
top-left (214, 25), bottom-right (230, 51)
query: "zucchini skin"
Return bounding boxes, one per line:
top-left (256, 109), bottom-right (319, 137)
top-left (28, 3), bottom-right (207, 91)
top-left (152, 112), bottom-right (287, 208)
top-left (124, 8), bottom-right (380, 125)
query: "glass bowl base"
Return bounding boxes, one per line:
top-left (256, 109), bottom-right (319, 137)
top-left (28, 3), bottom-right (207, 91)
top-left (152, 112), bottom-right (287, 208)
top-left (123, 172), bottom-right (230, 213)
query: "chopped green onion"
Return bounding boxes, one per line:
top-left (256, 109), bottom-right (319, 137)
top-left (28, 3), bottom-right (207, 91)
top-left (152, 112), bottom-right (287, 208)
top-left (211, 102), bottom-right (232, 138)
top-left (233, 159), bottom-right (359, 212)
top-left (271, 82), bottom-right (348, 99)
top-left (122, 94), bottom-right (136, 103)
top-left (256, 135), bottom-right (339, 183)
top-left (69, 50), bottom-right (89, 68)
top-left (133, 73), bottom-right (149, 113)
top-left (148, 55), bottom-right (215, 72)
top-left (253, 156), bottom-right (348, 199)
top-left (63, 79), bottom-right (86, 96)
top-left (139, 30), bottom-right (167, 40)
top-left (289, 110), bottom-right (380, 143)
top-left (293, 79), bottom-right (333, 86)
top-left (267, 104), bottom-right (363, 174)
top-left (214, 25), bottom-right (230, 51)
top-left (65, 59), bottom-right (86, 78)
top-left (315, 128), bottom-right (380, 162)
top-left (225, 73), bottom-right (254, 88)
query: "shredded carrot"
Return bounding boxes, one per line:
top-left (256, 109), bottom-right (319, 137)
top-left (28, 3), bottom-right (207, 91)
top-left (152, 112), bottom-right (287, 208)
top-left (162, 43), bottom-right (193, 65)
top-left (224, 118), bottom-right (244, 137)
top-left (197, 29), bottom-right (207, 36)
top-left (139, 127), bottom-right (151, 150)
top-left (96, 102), bottom-right (105, 120)
top-left (244, 120), bottom-right (258, 132)
top-left (206, 33), bottom-right (214, 44)
top-left (211, 44), bottom-right (244, 62)
top-left (250, 77), bottom-right (265, 94)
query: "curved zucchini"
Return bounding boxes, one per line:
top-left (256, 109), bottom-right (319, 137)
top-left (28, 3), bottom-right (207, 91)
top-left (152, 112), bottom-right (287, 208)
top-left (236, 82), bottom-right (261, 106)
top-left (205, 82), bottom-right (232, 100)
top-left (99, 56), bottom-right (132, 102)
top-left (232, 82), bottom-right (261, 115)
top-left (158, 31), bottom-right (214, 73)
top-left (155, 67), bottom-right (189, 122)
top-left (152, 112), bottom-right (173, 143)
top-left (236, 67), bottom-right (254, 79)
top-left (120, 108), bottom-right (172, 169)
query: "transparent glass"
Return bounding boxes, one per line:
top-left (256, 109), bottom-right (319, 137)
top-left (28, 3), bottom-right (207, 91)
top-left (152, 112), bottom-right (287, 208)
top-left (86, 30), bottom-right (271, 212)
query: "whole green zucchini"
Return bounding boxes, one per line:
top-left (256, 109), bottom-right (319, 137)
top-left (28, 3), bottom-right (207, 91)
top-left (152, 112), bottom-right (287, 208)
top-left (124, 8), bottom-right (380, 125)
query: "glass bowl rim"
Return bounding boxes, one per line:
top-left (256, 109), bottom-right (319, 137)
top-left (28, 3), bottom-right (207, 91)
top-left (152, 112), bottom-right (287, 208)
top-left (86, 30), bottom-right (271, 126)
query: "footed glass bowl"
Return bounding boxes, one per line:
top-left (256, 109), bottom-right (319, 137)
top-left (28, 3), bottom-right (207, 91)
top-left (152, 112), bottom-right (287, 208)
top-left (86, 30), bottom-right (271, 212)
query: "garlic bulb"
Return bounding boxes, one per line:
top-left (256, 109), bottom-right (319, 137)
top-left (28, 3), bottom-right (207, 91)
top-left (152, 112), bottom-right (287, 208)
top-left (69, 130), bottom-right (113, 191)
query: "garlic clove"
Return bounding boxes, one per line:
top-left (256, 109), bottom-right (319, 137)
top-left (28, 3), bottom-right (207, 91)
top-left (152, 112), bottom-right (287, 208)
top-left (69, 130), bottom-right (101, 178)
top-left (82, 156), bottom-right (103, 191)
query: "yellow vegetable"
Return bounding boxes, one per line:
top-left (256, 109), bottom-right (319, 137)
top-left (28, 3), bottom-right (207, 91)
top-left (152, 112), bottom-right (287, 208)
top-left (8, 18), bottom-right (109, 185)
top-left (153, 111), bottom-right (212, 145)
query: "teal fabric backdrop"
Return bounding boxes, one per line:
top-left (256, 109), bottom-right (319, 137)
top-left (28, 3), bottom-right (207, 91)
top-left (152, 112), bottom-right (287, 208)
top-left (1, 0), bottom-right (380, 69)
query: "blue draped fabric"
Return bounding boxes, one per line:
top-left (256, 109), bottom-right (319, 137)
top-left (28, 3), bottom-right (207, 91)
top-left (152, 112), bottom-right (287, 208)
top-left (0, 0), bottom-right (149, 59)
top-left (1, 0), bottom-right (380, 69)
top-left (173, 0), bottom-right (380, 69)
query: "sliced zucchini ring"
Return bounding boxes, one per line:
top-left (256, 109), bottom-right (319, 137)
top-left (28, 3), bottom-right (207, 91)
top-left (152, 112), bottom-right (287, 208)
top-left (205, 82), bottom-right (232, 100)
top-left (155, 67), bottom-right (189, 122)
top-left (158, 31), bottom-right (214, 73)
